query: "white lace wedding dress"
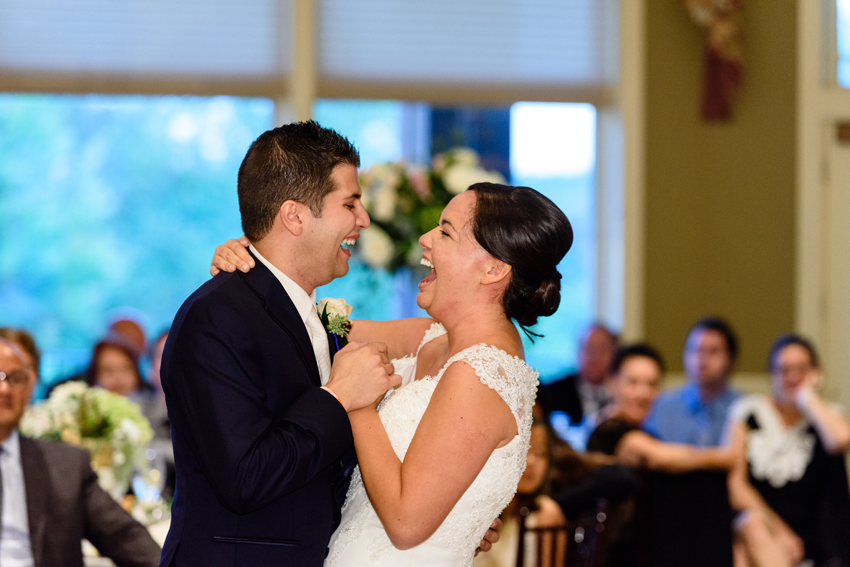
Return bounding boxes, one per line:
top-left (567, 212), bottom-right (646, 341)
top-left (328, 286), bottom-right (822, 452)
top-left (325, 323), bottom-right (538, 567)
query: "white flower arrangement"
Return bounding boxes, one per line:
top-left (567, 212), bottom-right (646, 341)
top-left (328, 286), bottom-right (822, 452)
top-left (21, 381), bottom-right (154, 499)
top-left (357, 147), bottom-right (505, 273)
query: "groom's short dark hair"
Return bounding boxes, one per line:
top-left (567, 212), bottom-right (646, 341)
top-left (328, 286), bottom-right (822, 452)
top-left (238, 121), bottom-right (360, 241)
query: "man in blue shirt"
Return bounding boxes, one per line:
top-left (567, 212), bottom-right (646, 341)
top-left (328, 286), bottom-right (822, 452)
top-left (643, 317), bottom-right (741, 447)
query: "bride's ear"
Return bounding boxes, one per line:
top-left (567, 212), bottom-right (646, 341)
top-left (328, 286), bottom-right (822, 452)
top-left (481, 260), bottom-right (511, 286)
top-left (280, 200), bottom-right (306, 236)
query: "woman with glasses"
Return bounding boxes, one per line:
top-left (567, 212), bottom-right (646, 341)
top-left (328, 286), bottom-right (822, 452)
top-left (726, 334), bottom-right (850, 567)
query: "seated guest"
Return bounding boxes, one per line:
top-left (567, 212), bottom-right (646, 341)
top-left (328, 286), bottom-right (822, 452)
top-left (726, 334), bottom-right (850, 567)
top-left (643, 317), bottom-right (741, 447)
top-left (474, 416), bottom-right (567, 567)
top-left (542, 323), bottom-right (618, 446)
top-left (0, 339), bottom-right (161, 567)
top-left (86, 335), bottom-right (155, 403)
top-left (0, 328), bottom-right (40, 401)
top-left (588, 343), bottom-right (735, 567)
top-left (588, 343), bottom-right (733, 471)
top-left (106, 312), bottom-right (148, 359)
top-left (476, 406), bottom-right (634, 567)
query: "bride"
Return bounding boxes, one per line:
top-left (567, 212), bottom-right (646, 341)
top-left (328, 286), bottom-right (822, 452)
top-left (212, 182), bottom-right (573, 565)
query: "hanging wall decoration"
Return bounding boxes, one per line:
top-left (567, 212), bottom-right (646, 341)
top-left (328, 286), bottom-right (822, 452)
top-left (684, 0), bottom-right (744, 121)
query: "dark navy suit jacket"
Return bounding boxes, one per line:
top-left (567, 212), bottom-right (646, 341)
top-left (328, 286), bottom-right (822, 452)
top-left (160, 250), bottom-right (355, 566)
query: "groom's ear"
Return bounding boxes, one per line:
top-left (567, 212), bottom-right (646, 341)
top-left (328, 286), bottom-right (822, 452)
top-left (280, 200), bottom-right (306, 236)
top-left (481, 259), bottom-right (511, 286)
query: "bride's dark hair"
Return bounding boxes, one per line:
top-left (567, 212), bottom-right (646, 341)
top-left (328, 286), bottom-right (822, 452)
top-left (467, 183), bottom-right (573, 333)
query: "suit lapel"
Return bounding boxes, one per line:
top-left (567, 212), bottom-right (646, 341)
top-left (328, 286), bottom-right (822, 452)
top-left (20, 437), bottom-right (49, 567)
top-left (242, 249), bottom-right (322, 386)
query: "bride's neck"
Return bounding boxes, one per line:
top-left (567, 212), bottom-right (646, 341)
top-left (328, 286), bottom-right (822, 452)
top-left (441, 307), bottom-right (520, 355)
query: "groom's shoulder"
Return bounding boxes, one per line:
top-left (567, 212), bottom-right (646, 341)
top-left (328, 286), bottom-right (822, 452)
top-left (175, 270), bottom-right (262, 327)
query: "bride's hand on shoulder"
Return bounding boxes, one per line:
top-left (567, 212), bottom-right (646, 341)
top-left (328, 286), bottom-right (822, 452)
top-left (210, 236), bottom-right (253, 276)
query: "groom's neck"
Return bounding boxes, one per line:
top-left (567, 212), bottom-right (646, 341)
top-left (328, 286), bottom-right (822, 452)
top-left (252, 238), bottom-right (316, 296)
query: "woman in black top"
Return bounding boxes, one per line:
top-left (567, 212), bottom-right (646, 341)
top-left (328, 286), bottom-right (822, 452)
top-left (587, 344), bottom-right (732, 472)
top-left (726, 334), bottom-right (850, 567)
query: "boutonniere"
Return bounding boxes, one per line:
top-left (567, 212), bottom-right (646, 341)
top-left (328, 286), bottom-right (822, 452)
top-left (317, 297), bottom-right (353, 349)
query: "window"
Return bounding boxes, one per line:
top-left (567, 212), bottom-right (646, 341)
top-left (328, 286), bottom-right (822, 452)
top-left (839, 0), bottom-right (850, 87)
top-left (0, 94), bottom-right (273, 391)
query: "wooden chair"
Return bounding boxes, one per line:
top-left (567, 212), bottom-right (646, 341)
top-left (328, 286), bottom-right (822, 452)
top-left (515, 501), bottom-right (608, 567)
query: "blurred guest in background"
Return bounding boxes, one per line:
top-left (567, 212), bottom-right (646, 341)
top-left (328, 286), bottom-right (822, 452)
top-left (0, 338), bottom-right (161, 567)
top-left (86, 335), bottom-right (153, 400)
top-left (644, 317), bottom-right (741, 447)
top-left (47, 312), bottom-right (151, 398)
top-left (588, 343), bottom-right (733, 472)
top-left (0, 328), bottom-right (40, 401)
top-left (106, 311), bottom-right (148, 359)
top-left (544, 323), bottom-right (618, 424)
top-left (85, 336), bottom-right (161, 443)
top-left (588, 343), bottom-right (734, 567)
top-left (542, 323), bottom-right (618, 448)
top-left (726, 334), bottom-right (850, 567)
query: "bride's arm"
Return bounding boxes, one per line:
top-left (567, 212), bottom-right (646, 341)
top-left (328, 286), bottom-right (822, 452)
top-left (349, 319), bottom-right (435, 360)
top-left (348, 361), bottom-right (516, 550)
top-left (209, 237), bottom-right (436, 358)
top-left (210, 236), bottom-right (252, 276)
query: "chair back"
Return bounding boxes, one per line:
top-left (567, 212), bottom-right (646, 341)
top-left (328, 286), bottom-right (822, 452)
top-left (515, 500), bottom-right (608, 567)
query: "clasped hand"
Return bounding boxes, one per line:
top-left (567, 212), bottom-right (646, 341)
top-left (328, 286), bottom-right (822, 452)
top-left (326, 341), bottom-right (400, 412)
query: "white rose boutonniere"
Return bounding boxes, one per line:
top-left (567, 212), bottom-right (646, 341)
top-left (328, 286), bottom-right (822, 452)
top-left (318, 297), bottom-right (353, 349)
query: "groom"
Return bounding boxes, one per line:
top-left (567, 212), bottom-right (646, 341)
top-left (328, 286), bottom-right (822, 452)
top-left (159, 122), bottom-right (401, 566)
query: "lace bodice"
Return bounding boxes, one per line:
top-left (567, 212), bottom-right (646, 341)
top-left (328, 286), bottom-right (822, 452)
top-left (326, 323), bottom-right (539, 566)
top-left (730, 395), bottom-right (818, 488)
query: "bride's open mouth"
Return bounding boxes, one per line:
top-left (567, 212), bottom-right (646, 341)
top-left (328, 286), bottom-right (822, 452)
top-left (419, 257), bottom-right (436, 289)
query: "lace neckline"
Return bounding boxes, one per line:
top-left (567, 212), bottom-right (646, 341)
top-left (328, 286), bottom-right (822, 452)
top-left (736, 395), bottom-right (817, 488)
top-left (414, 322), bottom-right (531, 382)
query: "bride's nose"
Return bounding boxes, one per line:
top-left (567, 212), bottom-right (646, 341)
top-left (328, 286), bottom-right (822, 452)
top-left (419, 228), bottom-right (435, 249)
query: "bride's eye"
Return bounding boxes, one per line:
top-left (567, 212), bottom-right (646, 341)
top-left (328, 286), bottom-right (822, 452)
top-left (439, 229), bottom-right (450, 237)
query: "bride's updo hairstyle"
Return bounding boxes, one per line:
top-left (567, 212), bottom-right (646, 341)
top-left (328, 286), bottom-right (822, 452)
top-left (467, 183), bottom-right (573, 331)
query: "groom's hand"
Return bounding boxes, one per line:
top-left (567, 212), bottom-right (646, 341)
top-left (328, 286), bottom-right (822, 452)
top-left (326, 342), bottom-right (400, 412)
top-left (474, 518), bottom-right (502, 556)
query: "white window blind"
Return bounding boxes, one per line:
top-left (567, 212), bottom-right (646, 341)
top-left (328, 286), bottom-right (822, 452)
top-left (0, 0), bottom-right (617, 102)
top-left (0, 0), bottom-right (288, 77)
top-left (317, 0), bottom-right (617, 99)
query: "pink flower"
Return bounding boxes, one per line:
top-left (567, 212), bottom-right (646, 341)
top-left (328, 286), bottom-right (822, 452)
top-left (407, 166), bottom-right (431, 199)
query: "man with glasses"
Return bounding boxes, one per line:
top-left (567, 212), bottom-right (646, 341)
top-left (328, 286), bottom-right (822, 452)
top-left (0, 338), bottom-right (161, 567)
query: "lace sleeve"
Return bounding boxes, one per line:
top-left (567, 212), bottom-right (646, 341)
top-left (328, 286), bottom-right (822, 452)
top-left (435, 345), bottom-right (539, 432)
top-left (416, 322), bottom-right (447, 354)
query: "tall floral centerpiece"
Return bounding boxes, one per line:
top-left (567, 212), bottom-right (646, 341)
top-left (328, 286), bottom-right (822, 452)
top-left (21, 381), bottom-right (153, 500)
top-left (356, 147), bottom-right (505, 273)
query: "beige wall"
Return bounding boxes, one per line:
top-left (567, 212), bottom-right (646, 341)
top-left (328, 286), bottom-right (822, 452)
top-left (643, 1), bottom-right (797, 373)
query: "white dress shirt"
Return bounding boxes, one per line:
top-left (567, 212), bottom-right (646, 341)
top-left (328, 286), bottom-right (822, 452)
top-left (250, 245), bottom-right (331, 384)
top-left (0, 430), bottom-right (34, 567)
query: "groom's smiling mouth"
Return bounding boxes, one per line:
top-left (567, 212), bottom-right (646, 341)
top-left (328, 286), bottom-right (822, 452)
top-left (340, 237), bottom-right (357, 257)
